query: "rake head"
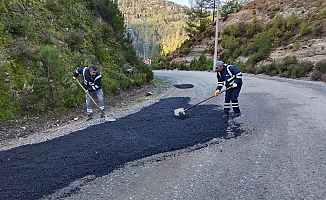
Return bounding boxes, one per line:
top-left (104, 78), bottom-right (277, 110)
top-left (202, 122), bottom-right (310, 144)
top-left (174, 108), bottom-right (186, 117)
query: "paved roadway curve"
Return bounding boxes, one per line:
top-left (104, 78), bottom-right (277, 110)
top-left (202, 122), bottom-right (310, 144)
top-left (1, 70), bottom-right (325, 200)
top-left (62, 70), bottom-right (326, 199)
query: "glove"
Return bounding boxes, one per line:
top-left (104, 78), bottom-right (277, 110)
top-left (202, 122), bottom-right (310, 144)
top-left (214, 90), bottom-right (220, 97)
top-left (232, 83), bottom-right (237, 88)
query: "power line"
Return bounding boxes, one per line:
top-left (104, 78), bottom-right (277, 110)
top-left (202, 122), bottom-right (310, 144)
top-left (137, 12), bottom-right (152, 60)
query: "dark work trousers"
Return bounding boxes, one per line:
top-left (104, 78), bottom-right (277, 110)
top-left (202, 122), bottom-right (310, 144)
top-left (224, 85), bottom-right (242, 114)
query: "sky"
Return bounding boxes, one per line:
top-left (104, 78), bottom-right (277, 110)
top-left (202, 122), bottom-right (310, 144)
top-left (169, 0), bottom-right (190, 7)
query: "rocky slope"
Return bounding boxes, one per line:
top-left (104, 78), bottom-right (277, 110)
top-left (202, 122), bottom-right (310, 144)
top-left (168, 0), bottom-right (326, 66)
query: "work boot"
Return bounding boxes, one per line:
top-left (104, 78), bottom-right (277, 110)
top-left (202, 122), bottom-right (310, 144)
top-left (86, 115), bottom-right (93, 121)
top-left (100, 111), bottom-right (106, 118)
top-left (231, 112), bottom-right (241, 118)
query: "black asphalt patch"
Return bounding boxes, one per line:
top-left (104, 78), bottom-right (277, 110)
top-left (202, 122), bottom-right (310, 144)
top-left (0, 97), bottom-right (243, 200)
top-left (174, 84), bottom-right (194, 89)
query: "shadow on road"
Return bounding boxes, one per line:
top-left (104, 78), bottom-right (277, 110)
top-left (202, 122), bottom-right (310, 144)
top-left (0, 97), bottom-right (243, 200)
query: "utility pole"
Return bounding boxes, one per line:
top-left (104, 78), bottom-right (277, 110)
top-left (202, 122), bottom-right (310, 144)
top-left (137, 11), bottom-right (152, 61)
top-left (213, 0), bottom-right (220, 67)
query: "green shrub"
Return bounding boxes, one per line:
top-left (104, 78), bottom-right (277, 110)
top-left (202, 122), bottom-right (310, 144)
top-left (114, 72), bottom-right (132, 90)
top-left (0, 92), bottom-right (18, 121)
top-left (272, 14), bottom-right (285, 29)
top-left (221, 35), bottom-right (240, 55)
top-left (286, 13), bottom-right (299, 31)
top-left (291, 67), bottom-right (305, 78)
top-left (257, 61), bottom-right (277, 74)
top-left (178, 63), bottom-right (188, 70)
top-left (5, 13), bottom-right (35, 38)
top-left (62, 96), bottom-right (77, 108)
top-left (138, 64), bottom-right (154, 82)
top-left (188, 55), bottom-right (213, 71)
top-left (283, 30), bottom-right (295, 43)
top-left (245, 18), bottom-right (262, 37)
top-left (133, 74), bottom-right (143, 86)
top-left (315, 60), bottom-right (326, 73)
top-left (29, 76), bottom-right (52, 112)
top-left (315, 0), bottom-right (322, 7)
top-left (40, 45), bottom-right (61, 80)
top-left (234, 61), bottom-right (247, 72)
top-left (0, 68), bottom-right (19, 120)
top-left (60, 74), bottom-right (82, 108)
top-left (21, 14), bottom-right (36, 38)
top-left (300, 61), bottom-right (314, 72)
top-left (223, 25), bottom-right (238, 36)
top-left (313, 24), bottom-right (324, 36)
top-left (275, 57), bottom-right (298, 78)
top-left (247, 33), bottom-right (270, 65)
top-left (267, 26), bottom-right (283, 41)
top-left (205, 60), bottom-right (214, 71)
top-left (322, 9), bottom-right (326, 18)
top-left (0, 2), bottom-right (7, 15)
top-left (300, 22), bottom-right (312, 35)
top-left (106, 78), bottom-right (119, 94)
top-left (44, 0), bottom-right (61, 14)
top-left (205, 28), bottom-right (215, 37)
top-left (283, 56), bottom-right (297, 65)
top-left (6, 15), bottom-right (24, 36)
top-left (243, 42), bottom-right (259, 56)
top-left (244, 65), bottom-right (256, 74)
top-left (181, 43), bottom-right (190, 54)
top-left (247, 51), bottom-right (264, 66)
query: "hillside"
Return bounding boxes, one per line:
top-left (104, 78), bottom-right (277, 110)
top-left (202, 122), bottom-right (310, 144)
top-left (0, 0), bottom-right (153, 122)
top-left (116, 0), bottom-right (189, 57)
top-left (166, 0), bottom-right (326, 81)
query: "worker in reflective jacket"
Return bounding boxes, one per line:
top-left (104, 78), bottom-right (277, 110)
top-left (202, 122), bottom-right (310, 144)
top-left (73, 65), bottom-right (106, 120)
top-left (213, 61), bottom-right (243, 118)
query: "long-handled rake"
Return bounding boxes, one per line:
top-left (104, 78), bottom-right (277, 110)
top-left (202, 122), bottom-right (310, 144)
top-left (174, 86), bottom-right (232, 117)
top-left (75, 79), bottom-right (116, 121)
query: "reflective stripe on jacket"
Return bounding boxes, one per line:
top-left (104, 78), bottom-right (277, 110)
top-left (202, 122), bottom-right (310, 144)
top-left (73, 67), bottom-right (102, 92)
top-left (216, 64), bottom-right (242, 91)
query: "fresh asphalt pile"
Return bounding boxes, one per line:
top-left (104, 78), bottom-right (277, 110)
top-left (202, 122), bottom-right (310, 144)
top-left (0, 95), bottom-right (243, 200)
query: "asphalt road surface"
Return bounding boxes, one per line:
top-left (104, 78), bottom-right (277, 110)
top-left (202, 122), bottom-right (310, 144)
top-left (0, 70), bottom-right (325, 200)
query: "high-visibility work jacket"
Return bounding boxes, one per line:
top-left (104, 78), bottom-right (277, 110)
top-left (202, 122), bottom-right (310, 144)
top-left (216, 64), bottom-right (242, 91)
top-left (73, 67), bottom-right (102, 92)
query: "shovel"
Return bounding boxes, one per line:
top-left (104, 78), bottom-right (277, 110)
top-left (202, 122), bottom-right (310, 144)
top-left (174, 86), bottom-right (232, 117)
top-left (75, 79), bottom-right (116, 122)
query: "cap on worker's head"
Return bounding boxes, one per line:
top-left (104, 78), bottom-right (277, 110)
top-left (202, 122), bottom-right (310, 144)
top-left (90, 65), bottom-right (98, 71)
top-left (213, 61), bottom-right (224, 71)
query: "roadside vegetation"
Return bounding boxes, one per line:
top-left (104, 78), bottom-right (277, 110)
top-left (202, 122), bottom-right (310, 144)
top-left (0, 0), bottom-right (153, 122)
top-left (219, 10), bottom-right (326, 80)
